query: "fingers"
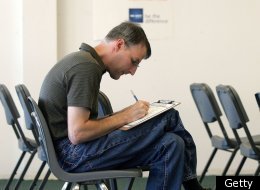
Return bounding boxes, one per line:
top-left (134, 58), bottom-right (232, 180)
top-left (134, 100), bottom-right (150, 116)
top-left (136, 100), bottom-right (149, 108)
top-left (121, 100), bottom-right (150, 124)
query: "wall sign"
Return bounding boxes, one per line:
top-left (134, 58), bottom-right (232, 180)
top-left (93, 0), bottom-right (173, 40)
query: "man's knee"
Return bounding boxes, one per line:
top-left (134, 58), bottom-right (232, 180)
top-left (163, 133), bottom-right (185, 157)
top-left (172, 134), bottom-right (185, 153)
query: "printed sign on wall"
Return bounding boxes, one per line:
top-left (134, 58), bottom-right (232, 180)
top-left (93, 0), bottom-right (174, 40)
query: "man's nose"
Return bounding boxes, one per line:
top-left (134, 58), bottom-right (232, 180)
top-left (129, 66), bottom-right (137, 75)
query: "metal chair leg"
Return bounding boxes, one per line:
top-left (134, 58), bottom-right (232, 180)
top-left (96, 183), bottom-right (109, 190)
top-left (199, 148), bottom-right (217, 183)
top-left (235, 156), bottom-right (247, 176)
top-left (72, 184), bottom-right (80, 190)
top-left (14, 149), bottom-right (37, 190)
top-left (254, 164), bottom-right (260, 176)
top-left (108, 179), bottom-right (117, 190)
top-left (124, 178), bottom-right (135, 190)
top-left (4, 151), bottom-right (26, 189)
top-left (38, 168), bottom-right (51, 190)
top-left (222, 148), bottom-right (239, 176)
top-left (61, 182), bottom-right (73, 190)
top-left (29, 161), bottom-right (47, 190)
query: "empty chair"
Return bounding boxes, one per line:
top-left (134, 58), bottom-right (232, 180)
top-left (15, 84), bottom-right (51, 190)
top-left (216, 84), bottom-right (260, 175)
top-left (255, 92), bottom-right (260, 110)
top-left (0, 84), bottom-right (37, 189)
top-left (190, 83), bottom-right (239, 182)
top-left (27, 94), bottom-right (142, 190)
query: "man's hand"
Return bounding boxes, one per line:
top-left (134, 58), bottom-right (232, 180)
top-left (119, 100), bottom-right (150, 124)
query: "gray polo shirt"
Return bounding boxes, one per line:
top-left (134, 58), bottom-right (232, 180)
top-left (38, 43), bottom-right (106, 140)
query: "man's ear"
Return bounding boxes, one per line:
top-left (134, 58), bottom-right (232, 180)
top-left (115, 39), bottom-right (125, 52)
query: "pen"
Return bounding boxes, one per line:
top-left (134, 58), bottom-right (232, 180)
top-left (130, 90), bottom-right (138, 102)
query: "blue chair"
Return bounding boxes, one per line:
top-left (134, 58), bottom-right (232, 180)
top-left (15, 84), bottom-right (51, 190)
top-left (216, 84), bottom-right (260, 175)
top-left (98, 91), bottom-right (113, 117)
top-left (0, 84), bottom-right (37, 189)
top-left (190, 83), bottom-right (239, 182)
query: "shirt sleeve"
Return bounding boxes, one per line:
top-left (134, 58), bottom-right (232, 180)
top-left (64, 62), bottom-right (102, 117)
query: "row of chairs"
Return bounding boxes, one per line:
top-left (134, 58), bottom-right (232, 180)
top-left (1, 82), bottom-right (259, 189)
top-left (190, 83), bottom-right (260, 182)
top-left (0, 84), bottom-right (142, 190)
top-left (0, 84), bottom-right (50, 190)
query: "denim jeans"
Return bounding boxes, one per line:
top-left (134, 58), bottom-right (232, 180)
top-left (55, 109), bottom-right (197, 190)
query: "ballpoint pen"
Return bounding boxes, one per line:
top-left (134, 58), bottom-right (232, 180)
top-left (130, 90), bottom-right (138, 102)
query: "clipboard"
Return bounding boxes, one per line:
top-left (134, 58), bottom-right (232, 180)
top-left (122, 100), bottom-right (180, 130)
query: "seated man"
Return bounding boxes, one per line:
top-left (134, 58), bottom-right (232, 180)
top-left (39, 21), bottom-right (209, 190)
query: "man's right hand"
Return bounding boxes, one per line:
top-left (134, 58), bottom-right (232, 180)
top-left (120, 100), bottom-right (150, 124)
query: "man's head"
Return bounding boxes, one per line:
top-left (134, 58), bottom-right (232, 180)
top-left (98, 21), bottom-right (151, 80)
top-left (105, 21), bottom-right (151, 59)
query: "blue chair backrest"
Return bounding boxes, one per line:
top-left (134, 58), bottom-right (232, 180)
top-left (216, 85), bottom-right (249, 129)
top-left (15, 84), bottom-right (35, 130)
top-left (98, 91), bottom-right (113, 117)
top-left (0, 84), bottom-right (20, 125)
top-left (190, 83), bottom-right (222, 123)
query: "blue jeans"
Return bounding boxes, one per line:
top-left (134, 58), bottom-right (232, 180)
top-left (55, 109), bottom-right (197, 190)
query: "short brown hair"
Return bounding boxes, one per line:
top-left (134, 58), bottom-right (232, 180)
top-left (105, 21), bottom-right (151, 59)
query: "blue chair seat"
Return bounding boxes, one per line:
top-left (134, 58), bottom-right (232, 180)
top-left (211, 135), bottom-right (237, 150)
top-left (18, 137), bottom-right (37, 151)
top-left (240, 142), bottom-right (260, 160)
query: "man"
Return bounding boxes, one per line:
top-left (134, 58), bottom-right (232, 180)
top-left (39, 21), bottom-right (209, 190)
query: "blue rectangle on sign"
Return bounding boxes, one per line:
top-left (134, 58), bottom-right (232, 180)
top-left (129, 8), bottom-right (143, 23)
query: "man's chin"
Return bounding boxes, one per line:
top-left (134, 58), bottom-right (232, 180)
top-left (110, 73), bottom-right (120, 80)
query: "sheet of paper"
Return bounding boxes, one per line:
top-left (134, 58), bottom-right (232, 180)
top-left (121, 101), bottom-right (180, 130)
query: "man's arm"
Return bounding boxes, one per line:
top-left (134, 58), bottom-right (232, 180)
top-left (67, 100), bottom-right (149, 144)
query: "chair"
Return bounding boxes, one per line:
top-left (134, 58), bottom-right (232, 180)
top-left (98, 91), bottom-right (113, 117)
top-left (27, 94), bottom-right (142, 190)
top-left (255, 92), bottom-right (260, 110)
top-left (15, 84), bottom-right (51, 190)
top-left (190, 83), bottom-right (239, 182)
top-left (216, 84), bottom-right (260, 175)
top-left (0, 84), bottom-right (37, 189)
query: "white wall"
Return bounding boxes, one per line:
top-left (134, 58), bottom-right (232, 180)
top-left (0, 0), bottom-right (23, 178)
top-left (0, 0), bottom-right (57, 179)
top-left (0, 0), bottom-right (260, 179)
top-left (23, 0), bottom-right (57, 98)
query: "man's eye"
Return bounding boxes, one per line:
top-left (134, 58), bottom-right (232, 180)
top-left (132, 60), bottom-right (139, 67)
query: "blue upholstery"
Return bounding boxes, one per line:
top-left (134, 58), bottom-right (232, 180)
top-left (15, 84), bottom-right (51, 189)
top-left (216, 84), bottom-right (260, 175)
top-left (190, 83), bottom-right (239, 182)
top-left (0, 84), bottom-right (37, 189)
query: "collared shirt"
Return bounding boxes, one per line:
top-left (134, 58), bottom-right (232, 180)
top-left (38, 43), bottom-right (106, 140)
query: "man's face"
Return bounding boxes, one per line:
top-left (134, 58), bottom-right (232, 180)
top-left (108, 40), bottom-right (147, 80)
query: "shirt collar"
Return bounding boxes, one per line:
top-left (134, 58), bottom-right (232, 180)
top-left (79, 43), bottom-right (106, 74)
